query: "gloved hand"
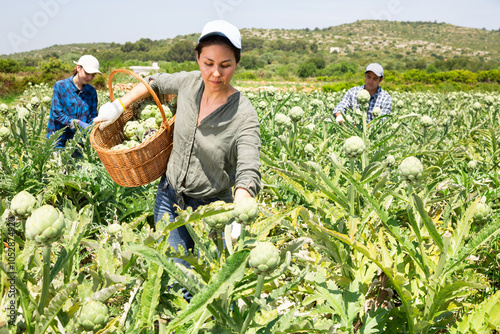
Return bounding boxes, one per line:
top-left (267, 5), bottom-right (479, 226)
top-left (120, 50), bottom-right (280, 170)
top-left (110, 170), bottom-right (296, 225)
top-left (230, 221), bottom-right (241, 241)
top-left (70, 119), bottom-right (79, 130)
top-left (93, 99), bottom-right (124, 130)
top-left (78, 121), bottom-right (91, 129)
top-left (335, 114), bottom-right (345, 124)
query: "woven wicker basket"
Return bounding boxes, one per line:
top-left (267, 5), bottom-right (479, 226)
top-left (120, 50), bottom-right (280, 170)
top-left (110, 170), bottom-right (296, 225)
top-left (90, 68), bottom-right (175, 187)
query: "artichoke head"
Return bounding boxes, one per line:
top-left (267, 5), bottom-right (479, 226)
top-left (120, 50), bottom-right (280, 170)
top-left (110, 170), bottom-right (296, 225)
top-left (10, 190), bottom-right (37, 218)
top-left (77, 300), bottom-right (110, 332)
top-left (26, 205), bottom-right (65, 245)
top-left (344, 136), bottom-right (365, 159)
top-left (356, 89), bottom-right (371, 105)
top-left (205, 211), bottom-right (233, 230)
top-left (289, 106), bottom-right (304, 122)
top-left (249, 242), bottom-right (280, 275)
top-left (233, 197), bottom-right (259, 225)
top-left (275, 113), bottom-right (292, 128)
top-left (467, 160), bottom-right (478, 171)
top-left (398, 156), bottom-right (423, 183)
top-left (473, 199), bottom-right (492, 224)
top-left (420, 115), bottom-right (434, 128)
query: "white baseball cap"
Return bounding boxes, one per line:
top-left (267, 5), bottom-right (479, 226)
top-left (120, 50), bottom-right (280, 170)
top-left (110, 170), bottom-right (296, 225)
top-left (73, 55), bottom-right (101, 74)
top-left (198, 20), bottom-right (241, 49)
top-left (365, 63), bottom-right (384, 77)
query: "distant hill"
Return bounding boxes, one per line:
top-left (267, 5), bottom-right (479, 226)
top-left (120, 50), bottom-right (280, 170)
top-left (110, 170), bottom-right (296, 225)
top-left (3, 20), bottom-right (499, 62)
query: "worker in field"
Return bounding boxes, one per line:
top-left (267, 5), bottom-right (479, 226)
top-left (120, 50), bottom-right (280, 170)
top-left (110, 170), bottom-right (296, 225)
top-left (333, 63), bottom-right (392, 124)
top-left (94, 20), bottom-right (261, 268)
top-left (46, 55), bottom-right (100, 148)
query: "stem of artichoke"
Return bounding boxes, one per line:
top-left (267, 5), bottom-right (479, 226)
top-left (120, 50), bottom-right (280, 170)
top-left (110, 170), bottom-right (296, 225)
top-left (349, 159), bottom-right (355, 217)
top-left (362, 105), bottom-right (368, 170)
top-left (238, 225), bottom-right (246, 251)
top-left (240, 274), bottom-right (265, 334)
top-left (216, 230), bottom-right (224, 264)
top-left (38, 244), bottom-right (51, 316)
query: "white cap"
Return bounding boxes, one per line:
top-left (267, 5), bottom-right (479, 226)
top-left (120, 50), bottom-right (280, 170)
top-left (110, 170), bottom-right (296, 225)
top-left (198, 20), bottom-right (241, 49)
top-left (365, 63), bottom-right (384, 77)
top-left (73, 55), bottom-right (101, 74)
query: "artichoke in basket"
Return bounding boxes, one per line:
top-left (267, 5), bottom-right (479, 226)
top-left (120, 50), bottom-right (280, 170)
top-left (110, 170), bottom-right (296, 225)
top-left (344, 136), bottom-right (365, 159)
top-left (25, 205), bottom-right (65, 245)
top-left (123, 120), bottom-right (143, 141)
top-left (233, 197), bottom-right (259, 225)
top-left (77, 300), bottom-right (110, 332)
top-left (398, 156), bottom-right (423, 183)
top-left (142, 117), bottom-right (158, 131)
top-left (140, 105), bottom-right (156, 120)
top-left (10, 190), bottom-right (37, 218)
top-left (249, 242), bottom-right (280, 275)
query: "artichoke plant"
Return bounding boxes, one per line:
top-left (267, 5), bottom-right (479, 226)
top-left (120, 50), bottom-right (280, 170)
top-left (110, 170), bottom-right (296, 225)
top-left (241, 241), bottom-right (282, 334)
top-left (398, 156), bottom-right (423, 183)
top-left (248, 241), bottom-right (280, 275)
top-left (77, 300), bottom-right (110, 332)
top-left (344, 136), bottom-right (365, 159)
top-left (10, 190), bottom-right (37, 218)
top-left (25, 205), bottom-right (65, 245)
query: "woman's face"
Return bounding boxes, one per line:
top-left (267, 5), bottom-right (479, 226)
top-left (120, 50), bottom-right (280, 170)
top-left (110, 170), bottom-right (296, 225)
top-left (76, 66), bottom-right (96, 85)
top-left (197, 44), bottom-right (237, 92)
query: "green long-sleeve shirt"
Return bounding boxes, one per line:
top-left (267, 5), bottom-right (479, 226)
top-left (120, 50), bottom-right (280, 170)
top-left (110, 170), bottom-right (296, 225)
top-left (148, 71), bottom-right (261, 201)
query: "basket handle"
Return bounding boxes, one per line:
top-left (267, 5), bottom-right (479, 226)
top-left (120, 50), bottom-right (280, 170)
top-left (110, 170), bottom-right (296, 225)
top-left (107, 68), bottom-right (170, 130)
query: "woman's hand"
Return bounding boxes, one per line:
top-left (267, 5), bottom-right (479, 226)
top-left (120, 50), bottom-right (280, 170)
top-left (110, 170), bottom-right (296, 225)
top-left (231, 188), bottom-right (253, 240)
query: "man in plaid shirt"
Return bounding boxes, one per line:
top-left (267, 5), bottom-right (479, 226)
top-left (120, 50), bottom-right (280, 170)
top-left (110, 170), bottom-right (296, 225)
top-left (333, 63), bottom-right (392, 123)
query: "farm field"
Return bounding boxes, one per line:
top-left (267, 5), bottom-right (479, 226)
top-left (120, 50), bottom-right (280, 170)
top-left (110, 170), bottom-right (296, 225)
top-left (0, 79), bottom-right (499, 333)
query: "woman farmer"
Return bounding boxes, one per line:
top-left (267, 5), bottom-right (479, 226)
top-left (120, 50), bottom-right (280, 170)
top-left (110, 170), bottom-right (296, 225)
top-left (94, 20), bottom-right (261, 265)
top-left (47, 55), bottom-right (100, 148)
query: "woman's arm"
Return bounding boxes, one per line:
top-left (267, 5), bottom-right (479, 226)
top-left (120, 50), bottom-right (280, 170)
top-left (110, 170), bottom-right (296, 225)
top-left (119, 83), bottom-right (151, 108)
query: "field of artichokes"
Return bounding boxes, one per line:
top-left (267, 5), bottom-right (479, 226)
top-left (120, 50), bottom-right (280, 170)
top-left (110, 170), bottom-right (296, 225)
top-left (0, 81), bottom-right (499, 333)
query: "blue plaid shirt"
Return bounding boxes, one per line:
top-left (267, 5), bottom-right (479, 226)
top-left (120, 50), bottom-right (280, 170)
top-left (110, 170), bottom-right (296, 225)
top-left (333, 85), bottom-right (392, 122)
top-left (46, 75), bottom-right (98, 147)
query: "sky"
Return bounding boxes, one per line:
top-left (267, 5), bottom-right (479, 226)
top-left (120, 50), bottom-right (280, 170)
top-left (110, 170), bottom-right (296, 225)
top-left (0, 0), bottom-right (499, 56)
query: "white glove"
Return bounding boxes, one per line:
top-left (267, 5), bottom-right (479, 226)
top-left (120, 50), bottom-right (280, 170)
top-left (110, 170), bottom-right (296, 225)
top-left (335, 114), bottom-right (345, 124)
top-left (230, 221), bottom-right (241, 241)
top-left (94, 99), bottom-right (124, 130)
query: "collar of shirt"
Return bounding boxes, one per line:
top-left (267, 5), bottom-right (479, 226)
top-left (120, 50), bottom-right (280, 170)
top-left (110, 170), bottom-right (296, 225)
top-left (68, 75), bottom-right (87, 96)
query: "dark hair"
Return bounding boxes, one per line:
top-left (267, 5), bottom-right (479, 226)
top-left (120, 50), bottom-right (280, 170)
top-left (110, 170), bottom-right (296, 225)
top-left (195, 35), bottom-right (241, 64)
